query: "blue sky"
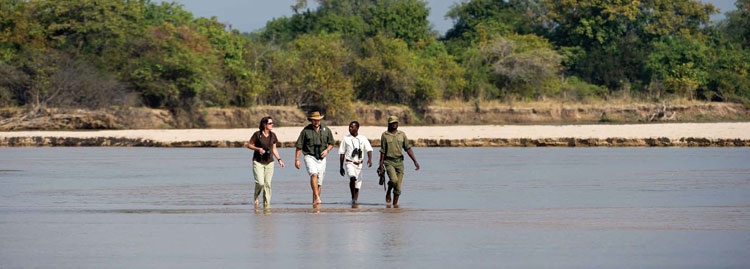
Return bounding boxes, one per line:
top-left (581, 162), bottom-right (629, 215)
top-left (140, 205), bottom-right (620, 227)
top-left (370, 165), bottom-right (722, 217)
top-left (159, 0), bottom-right (738, 35)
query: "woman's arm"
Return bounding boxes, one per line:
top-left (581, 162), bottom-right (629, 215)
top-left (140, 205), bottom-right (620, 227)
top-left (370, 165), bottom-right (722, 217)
top-left (272, 142), bottom-right (284, 168)
top-left (247, 137), bottom-right (265, 154)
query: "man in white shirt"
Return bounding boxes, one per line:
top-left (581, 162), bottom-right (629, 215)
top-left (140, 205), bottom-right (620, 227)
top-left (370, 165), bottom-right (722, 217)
top-left (339, 121), bottom-right (373, 204)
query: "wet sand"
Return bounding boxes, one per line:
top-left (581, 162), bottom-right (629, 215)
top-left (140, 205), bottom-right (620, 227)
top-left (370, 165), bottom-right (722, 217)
top-left (1, 122), bottom-right (750, 147)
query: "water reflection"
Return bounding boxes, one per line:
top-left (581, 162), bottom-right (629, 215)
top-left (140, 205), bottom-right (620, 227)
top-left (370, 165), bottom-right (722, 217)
top-left (254, 207), bottom-right (272, 215)
top-left (253, 212), bottom-right (277, 251)
top-left (1, 147), bottom-right (748, 267)
top-left (313, 203), bottom-right (321, 214)
top-left (380, 207), bottom-right (406, 253)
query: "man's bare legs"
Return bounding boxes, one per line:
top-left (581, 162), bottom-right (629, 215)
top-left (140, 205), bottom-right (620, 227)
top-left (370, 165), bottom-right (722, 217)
top-left (384, 182), bottom-right (401, 206)
top-left (349, 177), bottom-right (359, 203)
top-left (385, 182), bottom-right (392, 204)
top-left (310, 174), bottom-right (321, 204)
top-left (317, 184), bottom-right (322, 203)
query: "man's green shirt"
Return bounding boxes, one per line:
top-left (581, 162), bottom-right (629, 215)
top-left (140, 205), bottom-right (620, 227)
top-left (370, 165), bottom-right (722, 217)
top-left (295, 124), bottom-right (334, 157)
top-left (380, 130), bottom-right (411, 160)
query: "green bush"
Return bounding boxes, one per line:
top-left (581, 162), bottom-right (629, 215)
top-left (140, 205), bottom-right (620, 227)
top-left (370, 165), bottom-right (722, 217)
top-left (291, 34), bottom-right (355, 122)
top-left (480, 33), bottom-right (563, 99)
top-left (561, 76), bottom-right (608, 100)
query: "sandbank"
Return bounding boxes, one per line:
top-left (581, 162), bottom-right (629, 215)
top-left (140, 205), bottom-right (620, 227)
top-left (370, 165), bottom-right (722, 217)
top-left (1, 122), bottom-right (749, 147)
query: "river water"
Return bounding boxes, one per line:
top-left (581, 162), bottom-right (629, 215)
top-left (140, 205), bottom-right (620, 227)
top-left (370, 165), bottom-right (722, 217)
top-left (1, 147), bottom-right (749, 268)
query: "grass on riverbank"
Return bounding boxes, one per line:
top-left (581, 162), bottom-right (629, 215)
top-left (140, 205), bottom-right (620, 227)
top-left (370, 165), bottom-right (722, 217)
top-left (431, 97), bottom-right (709, 110)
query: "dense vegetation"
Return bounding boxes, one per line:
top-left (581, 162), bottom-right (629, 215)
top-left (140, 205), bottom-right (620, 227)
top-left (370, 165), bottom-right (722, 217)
top-left (1, 0), bottom-right (748, 121)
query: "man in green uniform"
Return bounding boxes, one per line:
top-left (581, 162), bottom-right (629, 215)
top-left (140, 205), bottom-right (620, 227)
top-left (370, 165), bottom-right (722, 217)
top-left (295, 111), bottom-right (335, 205)
top-left (378, 115), bottom-right (420, 206)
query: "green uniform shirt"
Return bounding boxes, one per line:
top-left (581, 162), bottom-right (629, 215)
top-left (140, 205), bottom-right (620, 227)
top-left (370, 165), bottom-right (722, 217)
top-left (295, 124), bottom-right (334, 158)
top-left (380, 130), bottom-right (411, 160)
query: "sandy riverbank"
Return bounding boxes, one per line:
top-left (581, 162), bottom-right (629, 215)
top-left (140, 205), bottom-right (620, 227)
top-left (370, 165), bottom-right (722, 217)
top-left (1, 122), bottom-right (749, 147)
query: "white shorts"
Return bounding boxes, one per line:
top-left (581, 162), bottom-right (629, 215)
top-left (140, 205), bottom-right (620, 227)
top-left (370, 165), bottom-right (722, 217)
top-left (345, 161), bottom-right (363, 189)
top-left (304, 155), bottom-right (326, 185)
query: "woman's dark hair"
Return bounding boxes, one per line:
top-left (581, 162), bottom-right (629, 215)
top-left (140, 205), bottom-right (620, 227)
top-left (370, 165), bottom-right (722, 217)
top-left (259, 116), bottom-right (273, 131)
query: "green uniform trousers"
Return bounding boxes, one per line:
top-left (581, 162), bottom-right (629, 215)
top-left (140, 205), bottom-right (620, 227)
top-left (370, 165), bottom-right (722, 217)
top-left (384, 159), bottom-right (404, 195)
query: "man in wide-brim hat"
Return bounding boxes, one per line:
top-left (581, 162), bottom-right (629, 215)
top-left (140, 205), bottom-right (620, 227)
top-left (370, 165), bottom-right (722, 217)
top-left (294, 110), bottom-right (334, 205)
top-left (307, 111), bottom-right (324, 120)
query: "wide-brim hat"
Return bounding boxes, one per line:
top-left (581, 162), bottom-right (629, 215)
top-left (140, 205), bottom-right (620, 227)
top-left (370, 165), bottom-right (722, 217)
top-left (387, 115), bottom-right (398, 124)
top-left (308, 111), bottom-right (324, 120)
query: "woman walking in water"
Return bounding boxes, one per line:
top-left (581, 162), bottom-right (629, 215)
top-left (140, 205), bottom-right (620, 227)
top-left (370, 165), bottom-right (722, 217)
top-left (247, 116), bottom-right (285, 208)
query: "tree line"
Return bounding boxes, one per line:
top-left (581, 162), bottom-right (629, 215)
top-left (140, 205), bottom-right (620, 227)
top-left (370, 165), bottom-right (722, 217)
top-left (1, 0), bottom-right (748, 121)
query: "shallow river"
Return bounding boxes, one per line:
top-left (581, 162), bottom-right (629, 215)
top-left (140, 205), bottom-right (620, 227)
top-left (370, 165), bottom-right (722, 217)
top-left (1, 147), bottom-right (749, 268)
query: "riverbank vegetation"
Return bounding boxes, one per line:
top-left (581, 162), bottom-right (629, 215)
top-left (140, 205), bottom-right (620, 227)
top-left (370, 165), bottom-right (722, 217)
top-left (1, 0), bottom-right (749, 123)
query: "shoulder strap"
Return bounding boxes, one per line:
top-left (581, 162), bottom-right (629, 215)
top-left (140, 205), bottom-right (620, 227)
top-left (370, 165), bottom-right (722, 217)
top-left (352, 136), bottom-right (360, 149)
